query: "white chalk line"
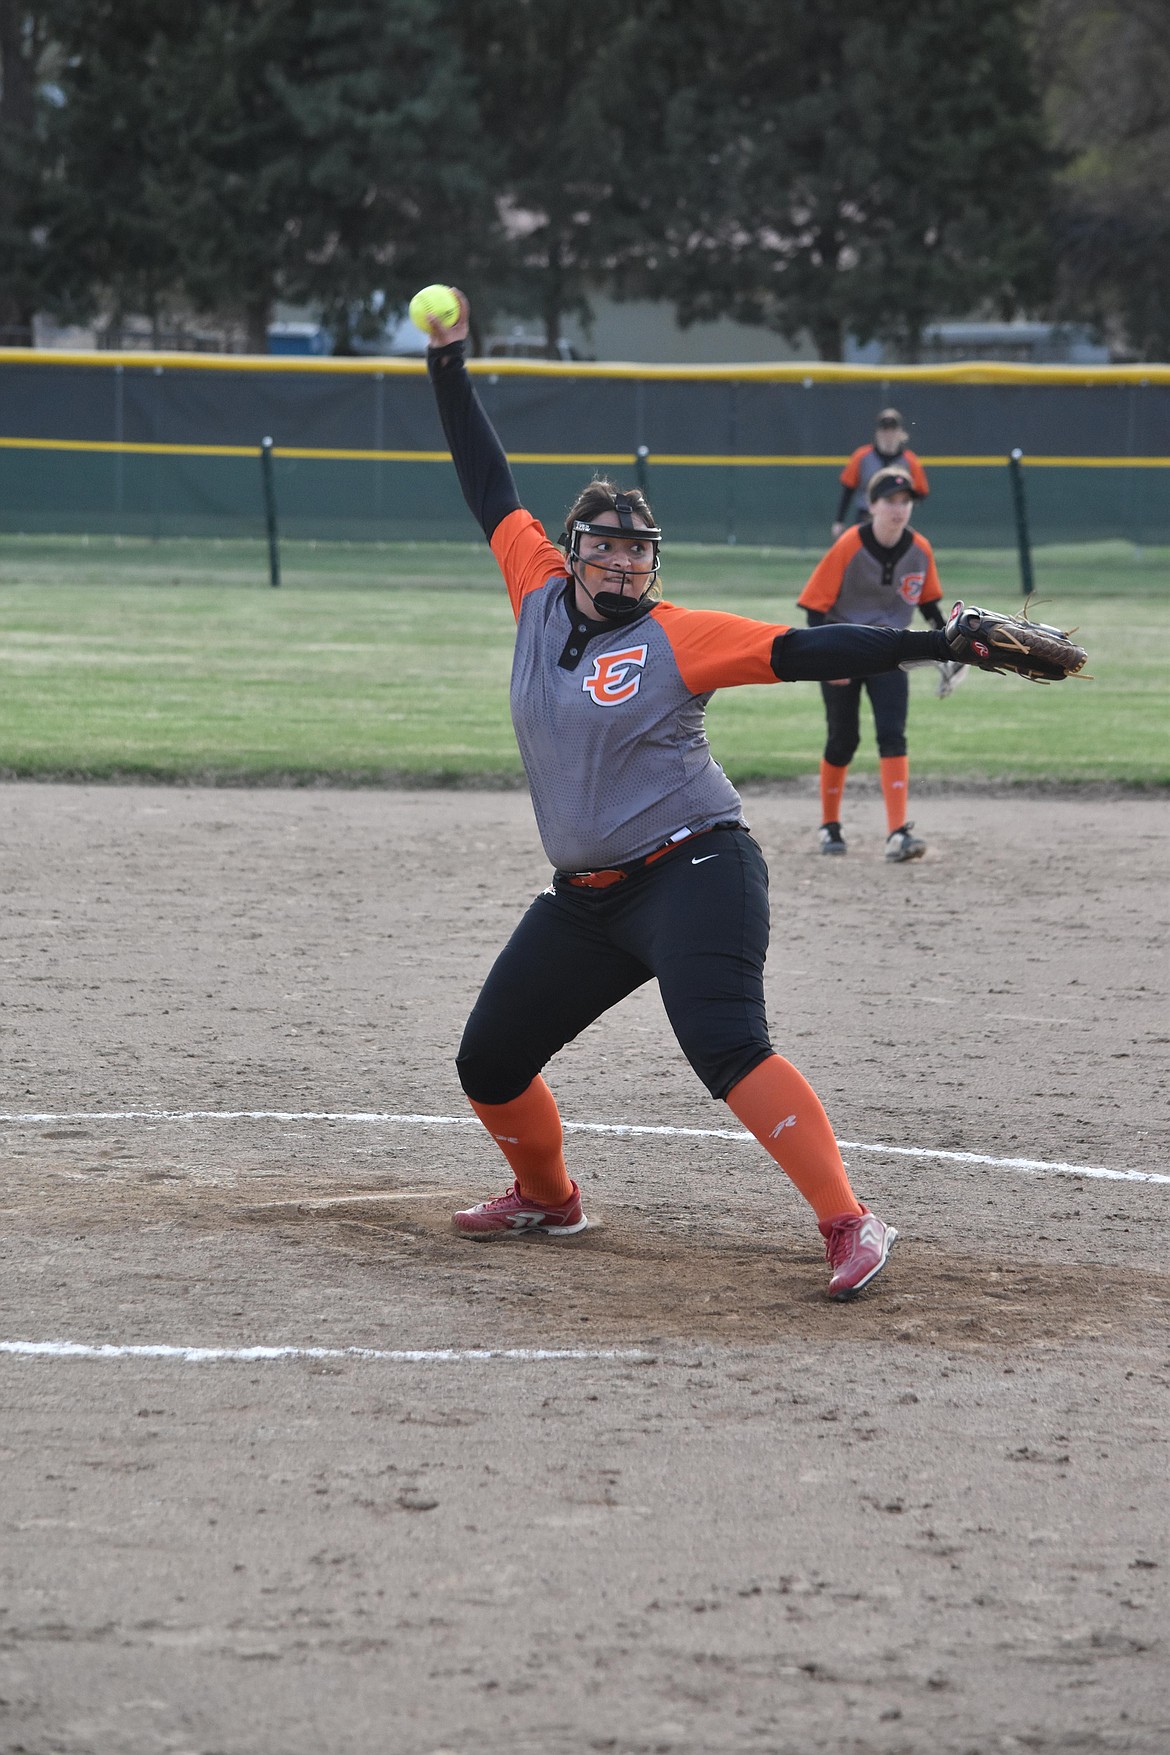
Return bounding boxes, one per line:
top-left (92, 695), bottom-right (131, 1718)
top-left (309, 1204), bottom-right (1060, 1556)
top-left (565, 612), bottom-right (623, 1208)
top-left (247, 1189), bottom-right (453, 1211)
top-left (0, 1340), bottom-right (648, 1366)
top-left (0, 1108), bottom-right (1164, 1186)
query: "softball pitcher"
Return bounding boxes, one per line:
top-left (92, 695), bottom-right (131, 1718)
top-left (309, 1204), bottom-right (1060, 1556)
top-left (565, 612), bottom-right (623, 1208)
top-left (420, 292), bottom-right (960, 1300)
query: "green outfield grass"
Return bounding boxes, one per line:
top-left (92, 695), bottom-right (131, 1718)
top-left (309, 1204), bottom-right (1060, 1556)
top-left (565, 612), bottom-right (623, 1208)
top-left (0, 534), bottom-right (1165, 785)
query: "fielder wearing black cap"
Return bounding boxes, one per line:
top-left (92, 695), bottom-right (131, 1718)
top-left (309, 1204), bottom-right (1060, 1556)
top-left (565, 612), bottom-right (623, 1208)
top-left (801, 459), bottom-right (949, 864)
top-left (867, 465), bottom-right (920, 504)
top-left (832, 412), bottom-right (930, 536)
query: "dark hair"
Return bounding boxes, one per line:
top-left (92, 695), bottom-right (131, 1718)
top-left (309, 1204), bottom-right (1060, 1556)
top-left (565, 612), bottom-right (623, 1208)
top-left (558, 477), bottom-right (657, 550)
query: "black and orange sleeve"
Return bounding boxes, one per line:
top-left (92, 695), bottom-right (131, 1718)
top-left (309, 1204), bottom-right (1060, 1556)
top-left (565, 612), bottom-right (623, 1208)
top-left (652, 602), bottom-right (789, 692)
top-left (427, 339), bottom-right (521, 541)
top-left (797, 528), bottom-right (860, 614)
top-left (428, 340), bottom-right (562, 620)
top-left (840, 446), bottom-right (868, 489)
top-left (905, 449), bottom-right (930, 497)
top-left (490, 510), bottom-right (567, 620)
top-left (775, 623), bottom-right (950, 679)
top-left (657, 598), bottom-right (952, 688)
top-left (916, 534), bottom-right (942, 603)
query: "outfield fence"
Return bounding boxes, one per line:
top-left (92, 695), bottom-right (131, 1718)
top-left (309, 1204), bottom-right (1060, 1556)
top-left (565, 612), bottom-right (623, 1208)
top-left (1, 349), bottom-right (1168, 549)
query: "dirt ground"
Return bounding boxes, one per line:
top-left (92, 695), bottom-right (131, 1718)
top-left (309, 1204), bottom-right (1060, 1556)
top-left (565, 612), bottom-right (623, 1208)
top-left (0, 780), bottom-right (1167, 1755)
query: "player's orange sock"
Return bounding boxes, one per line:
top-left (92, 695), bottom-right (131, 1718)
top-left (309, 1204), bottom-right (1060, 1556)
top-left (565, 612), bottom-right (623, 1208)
top-left (880, 755), bottom-right (910, 833)
top-left (725, 1055), bottom-right (862, 1223)
top-left (466, 1077), bottom-right (574, 1205)
top-left (820, 760), bottom-right (848, 824)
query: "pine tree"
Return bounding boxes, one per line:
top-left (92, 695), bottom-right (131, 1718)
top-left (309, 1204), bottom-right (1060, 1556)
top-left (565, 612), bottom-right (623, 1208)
top-left (448, 0), bottom-right (668, 353)
top-left (49, 0), bottom-right (496, 350)
top-left (644, 0), bottom-right (1054, 360)
top-left (44, 1), bottom-right (190, 341)
top-left (1038, 0), bottom-right (1170, 359)
top-left (0, 4), bottom-right (54, 346)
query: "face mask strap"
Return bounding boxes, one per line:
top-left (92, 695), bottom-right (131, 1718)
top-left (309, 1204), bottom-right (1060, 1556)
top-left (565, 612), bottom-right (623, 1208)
top-left (566, 501), bottom-right (662, 618)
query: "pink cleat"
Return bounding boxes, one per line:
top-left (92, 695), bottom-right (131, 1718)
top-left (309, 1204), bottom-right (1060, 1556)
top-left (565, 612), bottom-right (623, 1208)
top-left (818, 1207), bottom-right (897, 1299)
top-left (453, 1179), bottom-right (588, 1239)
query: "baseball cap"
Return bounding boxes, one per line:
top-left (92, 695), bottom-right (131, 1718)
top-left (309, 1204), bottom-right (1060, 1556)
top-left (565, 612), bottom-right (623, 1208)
top-left (867, 466), bottom-right (917, 504)
top-left (875, 408), bottom-right (904, 429)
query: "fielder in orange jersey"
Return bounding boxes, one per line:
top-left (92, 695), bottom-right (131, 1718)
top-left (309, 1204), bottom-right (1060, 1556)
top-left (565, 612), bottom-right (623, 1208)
top-left (418, 290), bottom-right (963, 1300)
top-left (801, 465), bottom-right (957, 862)
top-left (832, 407), bottom-right (929, 538)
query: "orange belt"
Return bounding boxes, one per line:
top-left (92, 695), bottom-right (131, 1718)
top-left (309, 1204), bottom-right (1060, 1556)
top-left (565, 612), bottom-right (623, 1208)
top-left (560, 823), bottom-right (737, 890)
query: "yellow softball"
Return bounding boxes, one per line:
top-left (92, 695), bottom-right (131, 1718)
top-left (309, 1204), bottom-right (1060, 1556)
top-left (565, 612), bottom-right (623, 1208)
top-left (408, 284), bottom-right (461, 334)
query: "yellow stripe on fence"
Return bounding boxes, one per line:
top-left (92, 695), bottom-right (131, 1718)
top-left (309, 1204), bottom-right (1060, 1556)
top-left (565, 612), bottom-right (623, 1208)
top-left (0, 435), bottom-right (261, 459)
top-left (2, 345), bottom-right (1170, 387)
top-left (0, 435), bottom-right (448, 461)
top-left (0, 434), bottom-right (1167, 468)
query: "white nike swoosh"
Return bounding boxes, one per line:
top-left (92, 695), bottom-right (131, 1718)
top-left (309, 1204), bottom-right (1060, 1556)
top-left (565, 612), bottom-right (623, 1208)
top-left (691, 854), bottom-right (719, 865)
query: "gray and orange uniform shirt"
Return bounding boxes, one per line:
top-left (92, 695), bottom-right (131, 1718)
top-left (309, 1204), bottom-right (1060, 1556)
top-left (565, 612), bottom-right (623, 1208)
top-left (427, 341), bottom-right (951, 873)
top-left (798, 523), bottom-right (944, 632)
top-left (836, 446), bottom-right (929, 526)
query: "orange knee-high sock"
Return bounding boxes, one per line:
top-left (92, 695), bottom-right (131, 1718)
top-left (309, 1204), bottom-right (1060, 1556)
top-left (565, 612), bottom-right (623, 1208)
top-left (820, 760), bottom-right (849, 825)
top-left (467, 1077), bottom-right (574, 1205)
top-left (880, 755), bottom-right (910, 833)
top-left (725, 1055), bottom-right (862, 1223)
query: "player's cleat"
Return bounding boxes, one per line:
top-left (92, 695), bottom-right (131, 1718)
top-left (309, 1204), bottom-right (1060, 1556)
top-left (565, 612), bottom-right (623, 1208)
top-left (819, 821), bottom-right (847, 855)
top-left (884, 822), bottom-right (925, 862)
top-left (819, 1207), bottom-right (897, 1299)
top-left (453, 1179), bottom-right (588, 1239)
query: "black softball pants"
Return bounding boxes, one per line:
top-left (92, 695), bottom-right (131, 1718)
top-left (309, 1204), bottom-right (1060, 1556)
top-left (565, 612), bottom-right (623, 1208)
top-left (456, 826), bottom-right (773, 1106)
top-left (821, 667), bottom-right (909, 764)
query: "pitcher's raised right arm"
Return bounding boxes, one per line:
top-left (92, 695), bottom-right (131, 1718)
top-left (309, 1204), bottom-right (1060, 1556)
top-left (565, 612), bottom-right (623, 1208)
top-left (427, 338), bottom-right (520, 543)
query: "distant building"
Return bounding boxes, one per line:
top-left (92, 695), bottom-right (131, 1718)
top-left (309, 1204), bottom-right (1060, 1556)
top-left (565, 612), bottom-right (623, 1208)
top-left (266, 321), bottom-right (331, 356)
top-left (482, 327), bottom-right (586, 362)
top-left (845, 321), bottom-right (1110, 367)
top-left (557, 297), bottom-right (811, 365)
top-left (260, 298), bottom-right (811, 363)
top-left (32, 312), bottom-right (248, 352)
top-left (25, 304), bottom-right (1112, 369)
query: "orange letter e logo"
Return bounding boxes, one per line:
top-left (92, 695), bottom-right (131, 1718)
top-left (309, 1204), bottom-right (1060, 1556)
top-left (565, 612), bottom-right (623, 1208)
top-left (582, 645), bottom-right (648, 707)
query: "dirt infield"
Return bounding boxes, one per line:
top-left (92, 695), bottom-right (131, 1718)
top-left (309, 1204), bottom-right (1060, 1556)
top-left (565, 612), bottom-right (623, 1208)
top-left (1, 782), bottom-right (1167, 1755)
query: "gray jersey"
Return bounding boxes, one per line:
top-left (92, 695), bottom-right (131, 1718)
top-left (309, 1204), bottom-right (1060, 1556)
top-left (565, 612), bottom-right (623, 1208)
top-left (842, 445), bottom-right (929, 519)
top-left (493, 509), bottom-right (790, 872)
top-left (798, 525), bottom-right (942, 630)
